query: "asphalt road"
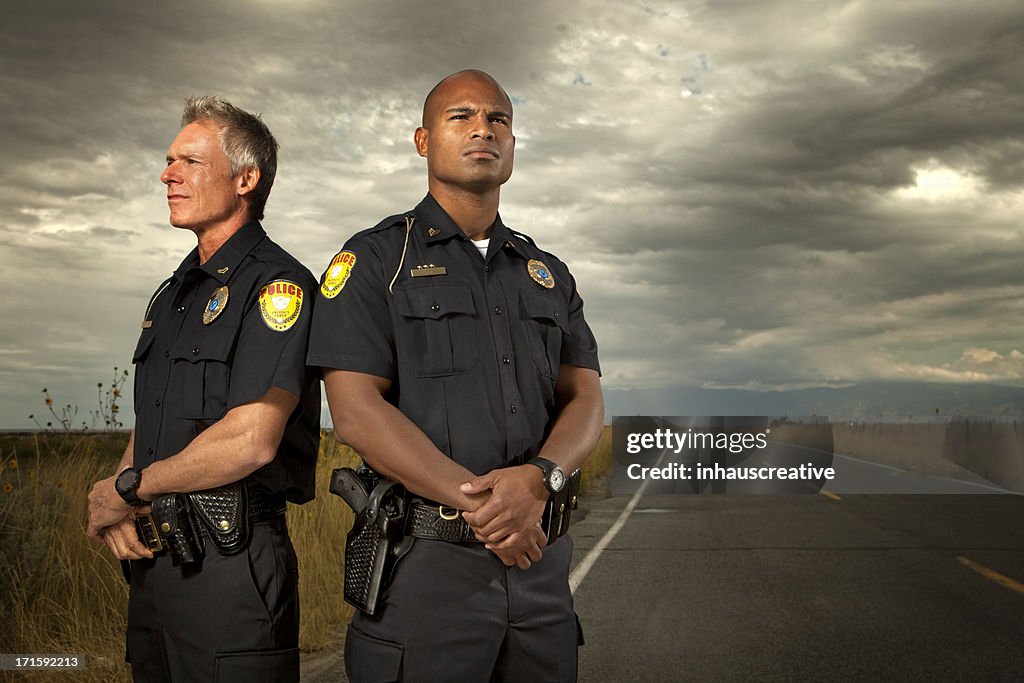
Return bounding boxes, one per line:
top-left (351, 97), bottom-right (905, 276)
top-left (304, 466), bottom-right (1024, 681)
top-left (571, 491), bottom-right (1024, 682)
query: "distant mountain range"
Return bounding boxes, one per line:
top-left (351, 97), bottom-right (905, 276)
top-left (603, 382), bottom-right (1024, 419)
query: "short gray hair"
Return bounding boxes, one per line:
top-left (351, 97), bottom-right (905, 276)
top-left (181, 96), bottom-right (279, 220)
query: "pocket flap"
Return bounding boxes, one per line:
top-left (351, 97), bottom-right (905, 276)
top-left (519, 290), bottom-right (569, 333)
top-left (170, 328), bottom-right (236, 363)
top-left (344, 626), bottom-right (404, 683)
top-left (394, 283), bottom-right (475, 319)
top-left (213, 647), bottom-right (298, 682)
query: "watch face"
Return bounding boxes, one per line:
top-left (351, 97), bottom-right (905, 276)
top-left (117, 468), bottom-right (139, 494)
top-left (549, 468), bottom-right (566, 492)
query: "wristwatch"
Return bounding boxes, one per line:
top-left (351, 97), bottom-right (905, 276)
top-left (527, 457), bottom-right (567, 494)
top-left (115, 466), bottom-right (146, 507)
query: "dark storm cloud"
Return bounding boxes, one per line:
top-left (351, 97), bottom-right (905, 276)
top-left (2, 0), bottom-right (1024, 425)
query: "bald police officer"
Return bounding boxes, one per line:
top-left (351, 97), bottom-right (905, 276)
top-left (309, 70), bottom-right (604, 682)
top-left (87, 96), bottom-right (319, 682)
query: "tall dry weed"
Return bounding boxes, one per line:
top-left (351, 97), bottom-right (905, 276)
top-left (0, 427), bottom-right (611, 680)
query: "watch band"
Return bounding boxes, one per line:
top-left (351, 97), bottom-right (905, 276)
top-left (527, 457), bottom-right (566, 494)
top-left (115, 466), bottom-right (145, 507)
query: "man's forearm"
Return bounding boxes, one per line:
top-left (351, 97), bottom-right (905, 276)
top-left (135, 387), bottom-right (295, 500)
top-left (326, 371), bottom-right (486, 510)
top-left (536, 367), bottom-right (604, 473)
top-left (115, 430), bottom-right (136, 473)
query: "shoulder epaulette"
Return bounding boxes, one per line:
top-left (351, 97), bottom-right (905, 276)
top-left (509, 229), bottom-right (537, 247)
top-left (348, 212), bottom-right (413, 241)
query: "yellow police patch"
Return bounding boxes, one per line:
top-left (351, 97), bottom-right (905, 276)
top-left (258, 280), bottom-right (303, 332)
top-left (321, 250), bottom-right (356, 299)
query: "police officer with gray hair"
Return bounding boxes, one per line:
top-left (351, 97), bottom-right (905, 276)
top-left (87, 96), bottom-right (319, 682)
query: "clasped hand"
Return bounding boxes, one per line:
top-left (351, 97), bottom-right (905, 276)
top-left (460, 465), bottom-right (549, 570)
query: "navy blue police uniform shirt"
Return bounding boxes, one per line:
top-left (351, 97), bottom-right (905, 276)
top-left (307, 194), bottom-right (600, 476)
top-left (132, 220), bottom-right (320, 503)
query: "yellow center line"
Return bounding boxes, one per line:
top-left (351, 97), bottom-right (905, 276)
top-left (957, 556), bottom-right (1024, 597)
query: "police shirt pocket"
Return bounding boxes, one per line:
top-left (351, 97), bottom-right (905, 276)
top-left (170, 327), bottom-right (237, 419)
top-left (344, 625), bottom-right (404, 683)
top-left (393, 283), bottom-right (478, 377)
top-left (519, 290), bottom-right (569, 380)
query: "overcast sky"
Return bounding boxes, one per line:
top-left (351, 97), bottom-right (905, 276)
top-left (3, 0), bottom-right (1024, 427)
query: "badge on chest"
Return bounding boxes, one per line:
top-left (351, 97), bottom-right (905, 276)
top-left (203, 286), bottom-right (229, 325)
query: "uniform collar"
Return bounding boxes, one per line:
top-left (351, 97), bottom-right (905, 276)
top-left (414, 193), bottom-right (528, 260)
top-left (172, 220), bottom-right (267, 283)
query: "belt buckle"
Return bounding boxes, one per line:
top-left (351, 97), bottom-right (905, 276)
top-left (135, 512), bottom-right (164, 553)
top-left (438, 505), bottom-right (460, 521)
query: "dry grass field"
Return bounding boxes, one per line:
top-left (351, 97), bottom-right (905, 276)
top-left (0, 428), bottom-right (612, 682)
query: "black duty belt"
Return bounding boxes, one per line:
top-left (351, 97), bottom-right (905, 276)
top-left (405, 501), bottom-right (482, 543)
top-left (247, 488), bottom-right (288, 522)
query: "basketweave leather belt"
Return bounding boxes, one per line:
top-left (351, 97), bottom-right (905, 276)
top-left (247, 488), bottom-right (288, 522)
top-left (405, 501), bottom-right (482, 543)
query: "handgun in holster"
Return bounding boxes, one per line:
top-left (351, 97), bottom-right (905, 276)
top-left (329, 466), bottom-right (414, 615)
top-left (540, 468), bottom-right (582, 544)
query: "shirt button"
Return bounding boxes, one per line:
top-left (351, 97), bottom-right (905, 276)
top-left (554, 312), bottom-right (560, 319)
top-left (154, 399), bottom-right (161, 407)
top-left (484, 265), bottom-right (491, 272)
top-left (510, 404), bottom-right (517, 414)
top-left (494, 306), bottom-right (503, 315)
top-left (177, 305), bottom-right (185, 313)
top-left (502, 356), bottom-right (511, 364)
top-left (163, 350), bottom-right (170, 358)
top-left (192, 347), bottom-right (200, 354)
top-left (147, 447), bottom-right (154, 455)
top-left (431, 304), bottom-right (440, 312)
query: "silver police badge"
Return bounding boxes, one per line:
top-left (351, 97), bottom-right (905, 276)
top-left (203, 286), bottom-right (229, 325)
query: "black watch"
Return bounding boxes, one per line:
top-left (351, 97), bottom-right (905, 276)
top-left (115, 466), bottom-right (146, 507)
top-left (527, 457), bottom-right (567, 495)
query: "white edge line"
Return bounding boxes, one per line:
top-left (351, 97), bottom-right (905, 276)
top-left (772, 441), bottom-right (1022, 495)
top-left (569, 448), bottom-right (669, 594)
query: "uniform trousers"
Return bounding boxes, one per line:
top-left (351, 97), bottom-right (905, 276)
top-left (345, 535), bottom-right (582, 683)
top-left (126, 518), bottom-right (299, 682)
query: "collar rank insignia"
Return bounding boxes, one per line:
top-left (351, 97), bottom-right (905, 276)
top-left (427, 227), bottom-right (441, 237)
top-left (410, 264), bottom-right (447, 278)
top-left (527, 259), bottom-right (555, 289)
top-left (203, 286), bottom-right (229, 325)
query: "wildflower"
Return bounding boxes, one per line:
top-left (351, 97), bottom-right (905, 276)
top-left (113, 388), bottom-right (121, 397)
top-left (3, 483), bottom-right (12, 493)
top-left (45, 398), bottom-right (53, 406)
top-left (97, 382), bottom-right (103, 388)
top-left (8, 459), bottom-right (16, 470)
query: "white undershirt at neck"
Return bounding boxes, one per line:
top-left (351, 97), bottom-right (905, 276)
top-left (472, 237), bottom-right (490, 260)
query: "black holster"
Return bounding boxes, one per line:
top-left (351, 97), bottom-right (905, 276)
top-left (329, 467), bottom-right (414, 615)
top-left (541, 468), bottom-right (582, 544)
